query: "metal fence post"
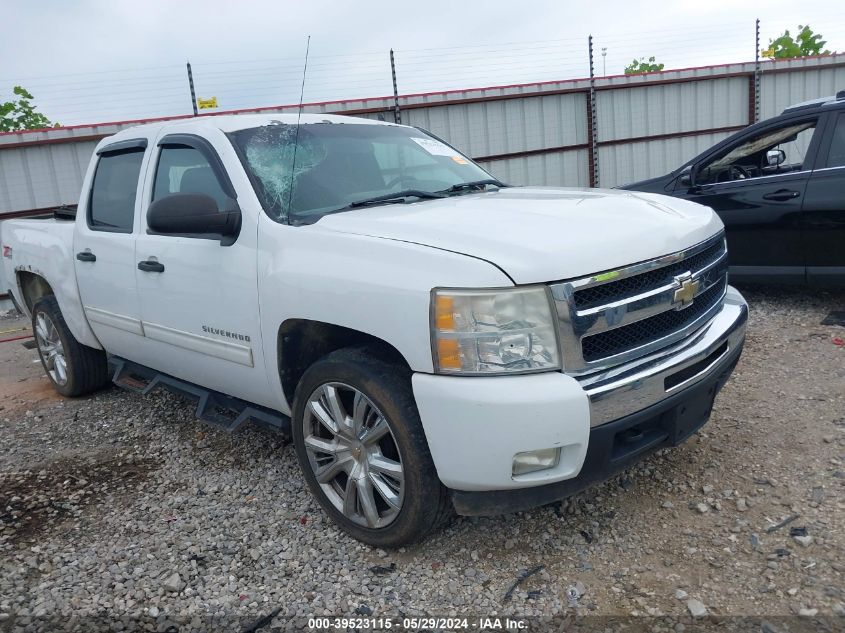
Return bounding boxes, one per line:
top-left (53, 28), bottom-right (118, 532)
top-left (754, 19), bottom-right (761, 123)
top-left (390, 49), bottom-right (402, 125)
top-left (186, 62), bottom-right (198, 116)
top-left (587, 35), bottom-right (599, 187)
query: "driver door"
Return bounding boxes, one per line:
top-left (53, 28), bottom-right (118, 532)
top-left (678, 115), bottom-right (822, 282)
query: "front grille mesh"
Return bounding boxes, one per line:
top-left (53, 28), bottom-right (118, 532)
top-left (581, 278), bottom-right (726, 362)
top-left (573, 240), bottom-right (725, 310)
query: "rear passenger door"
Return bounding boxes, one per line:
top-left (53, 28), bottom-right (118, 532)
top-left (803, 112), bottom-right (845, 284)
top-left (73, 139), bottom-right (148, 357)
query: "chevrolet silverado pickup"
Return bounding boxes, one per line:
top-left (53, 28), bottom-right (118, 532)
top-left (2, 114), bottom-right (747, 546)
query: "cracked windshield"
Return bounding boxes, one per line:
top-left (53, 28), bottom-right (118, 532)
top-left (231, 122), bottom-right (496, 223)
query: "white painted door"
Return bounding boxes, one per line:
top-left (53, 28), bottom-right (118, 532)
top-left (132, 131), bottom-right (274, 408)
top-left (74, 142), bottom-right (147, 357)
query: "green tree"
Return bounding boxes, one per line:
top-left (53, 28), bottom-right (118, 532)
top-left (763, 25), bottom-right (830, 59)
top-left (0, 86), bottom-right (58, 132)
top-left (624, 56), bottom-right (665, 75)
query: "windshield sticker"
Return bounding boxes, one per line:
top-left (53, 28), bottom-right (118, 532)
top-left (411, 137), bottom-right (460, 157)
top-left (451, 155), bottom-right (469, 165)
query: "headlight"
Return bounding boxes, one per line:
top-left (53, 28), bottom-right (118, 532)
top-left (431, 286), bottom-right (561, 375)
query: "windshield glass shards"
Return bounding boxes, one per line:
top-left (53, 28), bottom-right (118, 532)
top-left (229, 122), bottom-right (501, 224)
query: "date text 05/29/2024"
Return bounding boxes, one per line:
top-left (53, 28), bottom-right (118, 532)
top-left (307, 616), bottom-right (527, 630)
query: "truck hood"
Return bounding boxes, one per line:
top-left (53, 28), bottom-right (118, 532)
top-left (316, 187), bottom-right (724, 284)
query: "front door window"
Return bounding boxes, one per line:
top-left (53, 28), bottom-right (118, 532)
top-left (695, 120), bottom-right (817, 185)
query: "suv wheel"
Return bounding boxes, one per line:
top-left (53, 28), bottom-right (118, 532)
top-left (292, 347), bottom-right (452, 547)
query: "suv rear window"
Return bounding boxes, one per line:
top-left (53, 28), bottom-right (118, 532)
top-left (825, 115), bottom-right (845, 168)
top-left (89, 149), bottom-right (144, 232)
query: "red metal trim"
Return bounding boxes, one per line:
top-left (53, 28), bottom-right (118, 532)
top-left (474, 142), bottom-right (590, 163)
top-left (0, 133), bottom-right (109, 150)
top-left (0, 208), bottom-right (54, 220)
top-left (596, 52), bottom-right (845, 81)
top-left (472, 125), bottom-right (748, 162)
top-left (595, 71), bottom-right (755, 91)
top-left (404, 86), bottom-right (591, 111)
top-left (596, 124), bottom-right (748, 148)
top-left (0, 334), bottom-right (33, 344)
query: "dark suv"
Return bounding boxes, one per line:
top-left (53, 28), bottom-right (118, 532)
top-left (622, 91), bottom-right (845, 285)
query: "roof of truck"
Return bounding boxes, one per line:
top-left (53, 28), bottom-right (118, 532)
top-left (102, 113), bottom-right (395, 144)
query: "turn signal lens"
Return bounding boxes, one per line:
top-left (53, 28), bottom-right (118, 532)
top-left (436, 339), bottom-right (462, 370)
top-left (435, 295), bottom-right (456, 331)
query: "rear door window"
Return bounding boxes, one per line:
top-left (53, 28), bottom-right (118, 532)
top-left (88, 149), bottom-right (145, 232)
top-left (823, 114), bottom-right (845, 168)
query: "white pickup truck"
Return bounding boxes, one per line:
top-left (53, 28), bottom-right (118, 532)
top-left (2, 114), bottom-right (747, 546)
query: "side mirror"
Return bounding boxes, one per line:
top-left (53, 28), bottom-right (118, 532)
top-left (147, 193), bottom-right (241, 246)
top-left (678, 165), bottom-right (694, 188)
top-left (766, 149), bottom-right (786, 167)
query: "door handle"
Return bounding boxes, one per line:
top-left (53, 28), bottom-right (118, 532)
top-left (137, 259), bottom-right (165, 273)
top-left (762, 189), bottom-right (800, 201)
top-left (76, 251), bottom-right (96, 262)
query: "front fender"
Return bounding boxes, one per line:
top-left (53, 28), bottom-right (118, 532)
top-left (257, 220), bottom-right (513, 411)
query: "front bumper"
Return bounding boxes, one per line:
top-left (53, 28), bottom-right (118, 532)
top-left (412, 286), bottom-right (748, 504)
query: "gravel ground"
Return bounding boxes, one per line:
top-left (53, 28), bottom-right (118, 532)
top-left (1, 287), bottom-right (844, 631)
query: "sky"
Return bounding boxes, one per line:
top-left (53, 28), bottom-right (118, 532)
top-left (2, 0), bottom-right (844, 126)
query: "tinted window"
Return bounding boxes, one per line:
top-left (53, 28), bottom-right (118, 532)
top-left (153, 146), bottom-right (229, 209)
top-left (89, 150), bottom-right (144, 232)
top-left (825, 115), bottom-right (845, 168)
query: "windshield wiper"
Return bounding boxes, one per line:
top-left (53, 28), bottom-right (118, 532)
top-left (439, 179), bottom-right (508, 194)
top-left (347, 189), bottom-right (445, 208)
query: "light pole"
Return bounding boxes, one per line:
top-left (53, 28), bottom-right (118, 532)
top-left (601, 48), bottom-right (607, 76)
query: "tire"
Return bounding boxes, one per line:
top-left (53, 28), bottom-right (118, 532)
top-left (292, 346), bottom-right (452, 547)
top-left (31, 295), bottom-right (109, 397)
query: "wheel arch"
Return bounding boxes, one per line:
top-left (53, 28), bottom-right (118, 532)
top-left (14, 270), bottom-right (102, 350)
top-left (277, 319), bottom-right (412, 410)
top-left (16, 270), bottom-right (56, 314)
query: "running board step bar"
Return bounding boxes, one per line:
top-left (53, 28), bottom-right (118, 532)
top-left (108, 356), bottom-right (291, 437)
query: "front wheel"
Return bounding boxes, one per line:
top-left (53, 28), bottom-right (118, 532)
top-left (32, 296), bottom-right (109, 397)
top-left (292, 347), bottom-right (452, 547)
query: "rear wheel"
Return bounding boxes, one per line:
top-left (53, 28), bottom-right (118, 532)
top-left (292, 347), bottom-right (452, 547)
top-left (32, 296), bottom-right (109, 397)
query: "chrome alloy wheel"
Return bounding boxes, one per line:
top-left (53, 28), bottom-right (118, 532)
top-left (34, 312), bottom-right (68, 386)
top-left (302, 382), bottom-right (405, 528)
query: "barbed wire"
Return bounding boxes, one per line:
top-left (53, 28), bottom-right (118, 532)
top-left (2, 16), bottom-right (843, 126)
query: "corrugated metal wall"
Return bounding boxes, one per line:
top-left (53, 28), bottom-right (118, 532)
top-left (598, 131), bottom-right (736, 188)
top-left (1, 56), bottom-right (843, 214)
top-left (760, 57), bottom-right (845, 118)
top-left (2, 54), bottom-right (844, 305)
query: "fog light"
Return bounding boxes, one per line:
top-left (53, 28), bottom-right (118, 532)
top-left (512, 448), bottom-right (561, 476)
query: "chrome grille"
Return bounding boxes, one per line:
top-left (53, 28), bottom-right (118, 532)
top-left (581, 277), bottom-right (727, 361)
top-left (573, 239), bottom-right (725, 310)
top-left (549, 233), bottom-right (728, 375)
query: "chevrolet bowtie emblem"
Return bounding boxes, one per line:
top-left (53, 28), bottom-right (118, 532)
top-left (672, 273), bottom-right (699, 309)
